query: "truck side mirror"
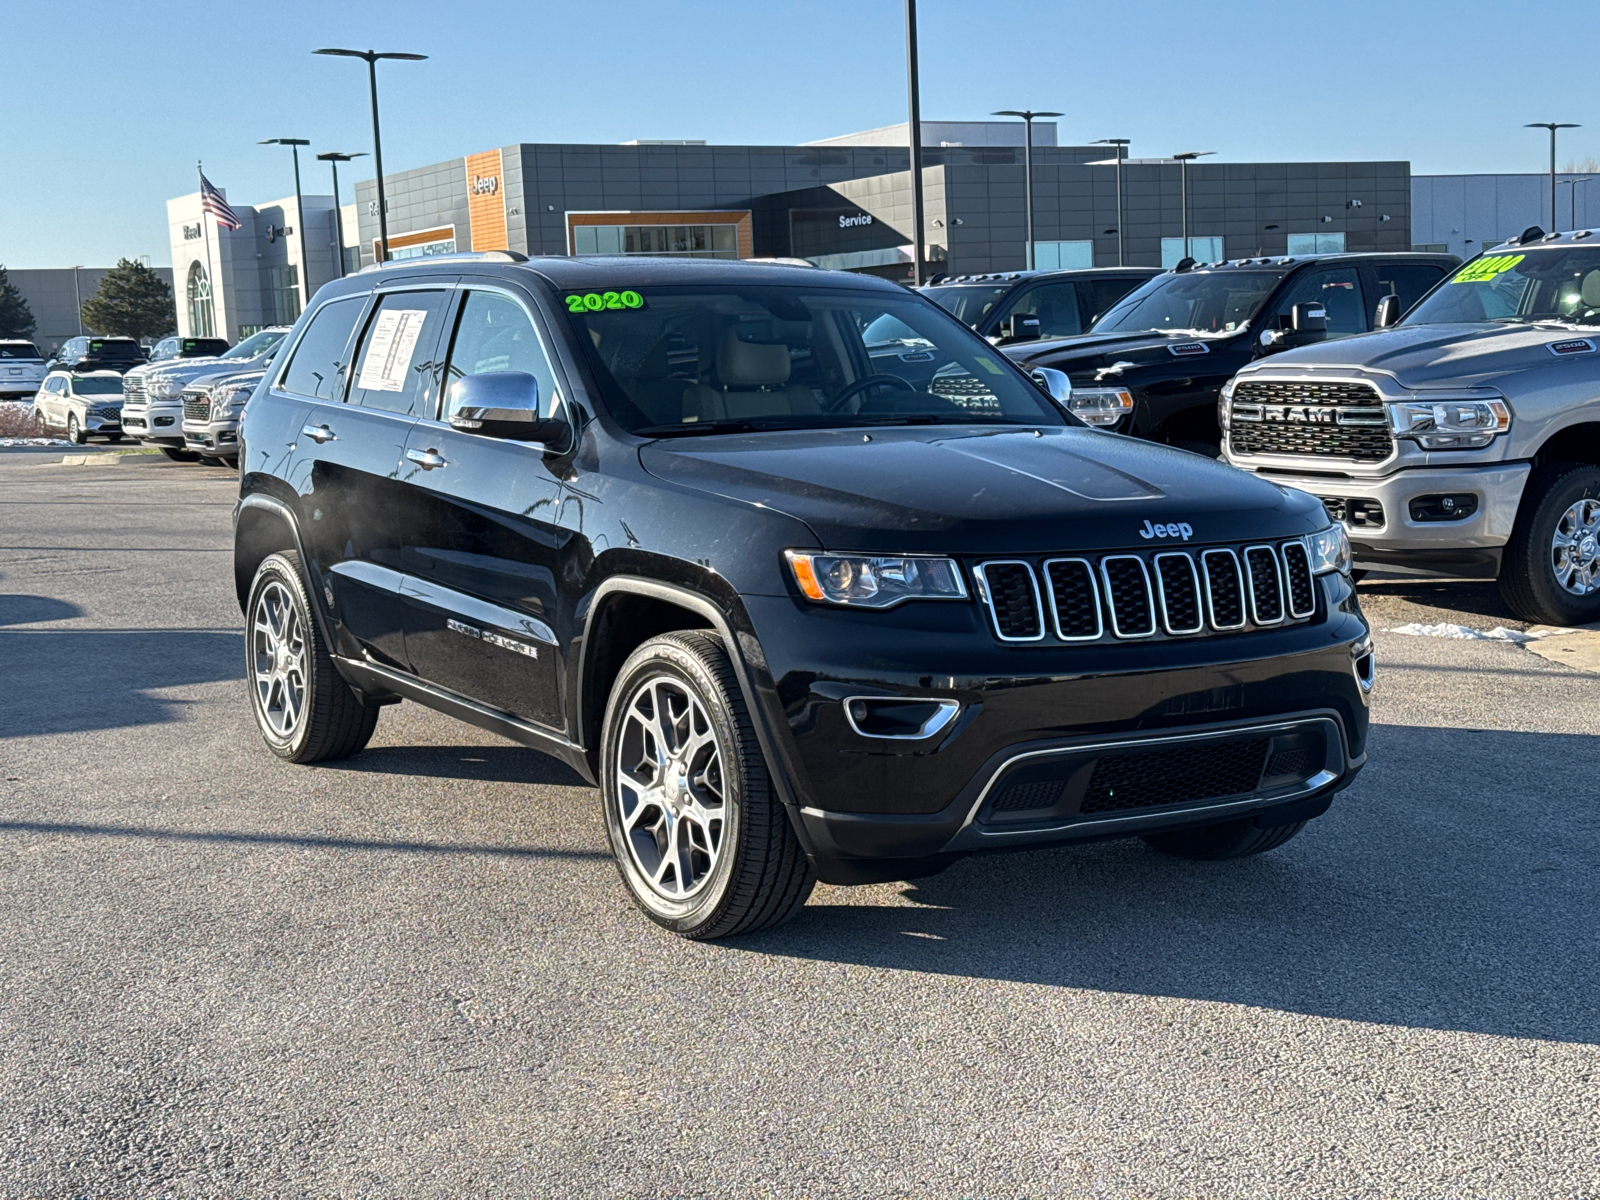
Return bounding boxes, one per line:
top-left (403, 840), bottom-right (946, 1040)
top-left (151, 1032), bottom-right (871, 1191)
top-left (1284, 301), bottom-right (1328, 348)
top-left (1374, 294), bottom-right (1401, 328)
top-left (999, 312), bottom-right (1041, 343)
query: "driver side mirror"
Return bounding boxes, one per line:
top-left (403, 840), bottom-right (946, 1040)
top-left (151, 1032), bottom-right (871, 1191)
top-left (1374, 294), bottom-right (1401, 329)
top-left (446, 371), bottom-right (570, 448)
top-left (1283, 301), bottom-right (1328, 349)
top-left (999, 312), bottom-right (1041, 343)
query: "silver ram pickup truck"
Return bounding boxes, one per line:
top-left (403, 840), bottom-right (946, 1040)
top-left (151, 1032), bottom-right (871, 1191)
top-left (1222, 227), bottom-right (1600, 626)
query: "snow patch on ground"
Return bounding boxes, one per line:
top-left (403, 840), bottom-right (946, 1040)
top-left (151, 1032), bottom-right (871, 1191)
top-left (1385, 621), bottom-right (1572, 644)
top-left (0, 438), bottom-right (72, 447)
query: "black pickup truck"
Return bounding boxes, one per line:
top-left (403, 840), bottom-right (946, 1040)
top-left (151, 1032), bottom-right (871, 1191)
top-left (1002, 252), bottom-right (1458, 452)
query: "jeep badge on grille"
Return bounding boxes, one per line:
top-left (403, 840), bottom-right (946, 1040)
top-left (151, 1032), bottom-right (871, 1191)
top-left (1139, 520), bottom-right (1194, 540)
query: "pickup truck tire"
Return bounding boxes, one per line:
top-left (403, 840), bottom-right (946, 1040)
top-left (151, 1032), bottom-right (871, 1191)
top-left (601, 630), bottom-right (815, 939)
top-left (245, 551), bottom-right (379, 764)
top-left (1499, 463), bottom-right (1600, 626)
top-left (1141, 817), bottom-right (1306, 860)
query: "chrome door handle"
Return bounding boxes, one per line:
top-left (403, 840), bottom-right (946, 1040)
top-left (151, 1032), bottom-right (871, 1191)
top-left (301, 424), bottom-right (336, 444)
top-left (405, 447), bottom-right (448, 470)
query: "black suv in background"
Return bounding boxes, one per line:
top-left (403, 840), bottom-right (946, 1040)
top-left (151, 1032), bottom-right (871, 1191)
top-left (148, 335), bottom-right (232, 363)
top-left (235, 253), bottom-right (1372, 939)
top-left (46, 336), bottom-right (147, 374)
top-left (923, 267), bottom-right (1161, 344)
top-left (1002, 252), bottom-right (1458, 452)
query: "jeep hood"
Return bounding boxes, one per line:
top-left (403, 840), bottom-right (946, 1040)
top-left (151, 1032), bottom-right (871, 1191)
top-left (639, 425), bottom-right (1321, 555)
top-left (1252, 322), bottom-right (1596, 389)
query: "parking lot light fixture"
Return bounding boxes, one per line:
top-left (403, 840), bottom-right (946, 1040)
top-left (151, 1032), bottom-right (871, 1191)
top-left (1090, 139), bottom-right (1131, 265)
top-left (1174, 151), bottom-right (1215, 258)
top-left (315, 48), bottom-right (428, 264)
top-left (994, 110), bottom-right (1064, 270)
top-left (259, 138), bottom-right (311, 311)
top-left (1526, 123), bottom-right (1580, 233)
top-left (317, 151), bottom-right (368, 278)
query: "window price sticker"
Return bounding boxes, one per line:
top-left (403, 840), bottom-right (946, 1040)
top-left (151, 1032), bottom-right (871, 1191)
top-left (357, 309), bottom-right (428, 392)
top-left (1450, 254), bottom-right (1524, 284)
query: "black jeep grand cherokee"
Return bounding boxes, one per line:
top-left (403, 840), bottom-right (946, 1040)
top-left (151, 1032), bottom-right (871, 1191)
top-left (234, 252), bottom-right (1372, 939)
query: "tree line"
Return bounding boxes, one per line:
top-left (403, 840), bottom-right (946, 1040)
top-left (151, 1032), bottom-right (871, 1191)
top-left (0, 259), bottom-right (178, 345)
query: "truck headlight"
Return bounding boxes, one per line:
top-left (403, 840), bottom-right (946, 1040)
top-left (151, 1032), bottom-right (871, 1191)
top-left (220, 385), bottom-right (253, 415)
top-left (148, 377), bottom-right (184, 399)
top-left (1218, 379), bottom-right (1236, 431)
top-left (1066, 386), bottom-right (1134, 428)
top-left (1388, 398), bottom-right (1510, 449)
top-left (1307, 523), bottom-right (1352, 575)
top-left (785, 550), bottom-right (968, 608)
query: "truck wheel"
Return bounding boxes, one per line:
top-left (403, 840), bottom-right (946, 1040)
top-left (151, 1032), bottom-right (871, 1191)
top-left (600, 630), bottom-right (815, 939)
top-left (67, 413), bottom-right (85, 445)
top-left (160, 447), bottom-right (202, 462)
top-left (245, 550), bottom-right (379, 763)
top-left (1499, 464), bottom-right (1600, 626)
top-left (1141, 817), bottom-right (1306, 860)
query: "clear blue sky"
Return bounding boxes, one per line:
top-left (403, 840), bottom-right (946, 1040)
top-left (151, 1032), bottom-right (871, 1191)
top-left (4, 0), bottom-right (1596, 269)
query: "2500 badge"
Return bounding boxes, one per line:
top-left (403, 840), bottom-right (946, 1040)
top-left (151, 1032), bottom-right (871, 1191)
top-left (564, 290), bottom-right (645, 313)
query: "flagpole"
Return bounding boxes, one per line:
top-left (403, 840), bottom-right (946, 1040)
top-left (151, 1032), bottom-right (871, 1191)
top-left (197, 160), bottom-right (216, 338)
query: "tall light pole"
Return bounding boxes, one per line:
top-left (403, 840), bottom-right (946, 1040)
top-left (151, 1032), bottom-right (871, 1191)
top-left (1559, 176), bottom-right (1592, 232)
top-left (1091, 138), bottom-right (1131, 266)
top-left (318, 151), bottom-right (367, 278)
top-left (70, 266), bottom-right (83, 335)
top-left (1526, 122), bottom-right (1579, 233)
top-left (994, 109), bottom-right (1063, 270)
top-left (260, 138), bottom-right (310, 311)
top-left (315, 48), bottom-right (428, 263)
top-left (904, 1), bottom-right (926, 286)
top-left (1174, 151), bottom-right (1215, 259)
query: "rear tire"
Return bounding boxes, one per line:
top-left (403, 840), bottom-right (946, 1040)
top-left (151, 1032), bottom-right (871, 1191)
top-left (600, 630), bottom-right (815, 939)
top-left (1141, 817), bottom-right (1307, 860)
top-left (245, 550), bottom-right (379, 763)
top-left (160, 447), bottom-right (202, 462)
top-left (1499, 463), bottom-right (1600, 626)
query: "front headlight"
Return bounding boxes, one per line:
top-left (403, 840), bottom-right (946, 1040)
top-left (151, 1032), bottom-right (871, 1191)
top-left (784, 550), bottom-right (968, 608)
top-left (1307, 523), bottom-right (1352, 575)
top-left (220, 385), bottom-right (252, 415)
top-left (1066, 386), bottom-right (1134, 428)
top-left (148, 376), bottom-right (184, 399)
top-left (1387, 397), bottom-right (1511, 449)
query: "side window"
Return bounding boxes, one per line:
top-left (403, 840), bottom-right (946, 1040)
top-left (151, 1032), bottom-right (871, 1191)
top-left (1080, 277), bottom-right (1141, 328)
top-left (279, 295), bottom-right (366, 401)
top-left (348, 290), bottom-right (451, 416)
top-left (1374, 264), bottom-right (1447, 316)
top-left (1274, 268), bottom-right (1365, 338)
top-left (441, 290), bottom-right (561, 421)
top-left (995, 283), bottom-right (1084, 338)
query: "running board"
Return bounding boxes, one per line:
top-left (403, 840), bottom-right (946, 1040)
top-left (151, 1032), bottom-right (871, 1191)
top-left (334, 655), bottom-right (595, 784)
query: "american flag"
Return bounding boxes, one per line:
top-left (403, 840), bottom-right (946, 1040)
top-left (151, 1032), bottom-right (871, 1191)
top-left (199, 173), bottom-right (242, 231)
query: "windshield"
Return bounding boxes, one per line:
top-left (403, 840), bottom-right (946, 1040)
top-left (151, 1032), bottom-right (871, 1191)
top-left (922, 284), bottom-right (1013, 327)
top-left (87, 340), bottom-right (141, 359)
top-left (221, 329), bottom-right (283, 360)
top-left (1093, 271), bottom-right (1283, 336)
top-left (1405, 247), bottom-right (1600, 326)
top-left (0, 342), bottom-right (41, 359)
top-left (71, 376), bottom-right (123, 395)
top-left (562, 284), bottom-right (1066, 436)
top-left (182, 338), bottom-right (230, 356)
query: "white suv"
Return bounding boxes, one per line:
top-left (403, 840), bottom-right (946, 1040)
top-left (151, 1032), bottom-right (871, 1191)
top-left (0, 340), bottom-right (48, 400)
top-left (34, 369), bottom-right (124, 443)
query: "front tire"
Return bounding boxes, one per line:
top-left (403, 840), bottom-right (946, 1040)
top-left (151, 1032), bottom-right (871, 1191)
top-left (245, 550), bottom-right (379, 763)
top-left (1141, 817), bottom-right (1306, 860)
top-left (600, 631), bottom-right (815, 939)
top-left (1499, 463), bottom-right (1600, 625)
top-left (67, 413), bottom-right (85, 445)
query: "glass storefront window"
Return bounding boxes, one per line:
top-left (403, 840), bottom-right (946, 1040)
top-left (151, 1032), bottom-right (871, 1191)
top-left (186, 261), bottom-right (214, 338)
top-left (1287, 233), bottom-right (1346, 256)
top-left (270, 265), bottom-right (301, 325)
top-left (1161, 237), bottom-right (1225, 268)
top-left (1031, 241), bottom-right (1093, 270)
top-left (388, 238), bottom-right (457, 261)
top-left (574, 223), bottom-right (739, 259)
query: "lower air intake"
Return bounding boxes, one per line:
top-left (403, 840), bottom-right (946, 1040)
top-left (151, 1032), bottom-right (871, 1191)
top-left (1079, 739), bottom-right (1271, 814)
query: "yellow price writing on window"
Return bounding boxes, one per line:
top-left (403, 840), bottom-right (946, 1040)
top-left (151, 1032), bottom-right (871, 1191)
top-left (1450, 254), bottom-right (1525, 284)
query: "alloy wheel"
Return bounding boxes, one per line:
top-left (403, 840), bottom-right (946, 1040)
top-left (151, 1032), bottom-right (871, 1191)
top-left (613, 674), bottom-right (728, 901)
top-left (251, 580), bottom-right (309, 738)
top-left (1551, 498), bottom-right (1600, 596)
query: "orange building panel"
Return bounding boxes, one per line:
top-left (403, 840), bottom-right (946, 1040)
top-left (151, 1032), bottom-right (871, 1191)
top-left (466, 148), bottom-right (508, 252)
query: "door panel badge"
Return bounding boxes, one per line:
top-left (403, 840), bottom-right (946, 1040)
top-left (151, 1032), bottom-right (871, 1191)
top-left (447, 618), bottom-right (539, 659)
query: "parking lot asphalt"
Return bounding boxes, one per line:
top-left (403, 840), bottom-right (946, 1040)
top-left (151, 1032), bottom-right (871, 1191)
top-left (2, 448), bottom-right (1598, 1200)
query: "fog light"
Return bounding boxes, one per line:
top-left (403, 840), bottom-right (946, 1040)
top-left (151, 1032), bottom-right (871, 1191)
top-left (843, 697), bottom-right (960, 740)
top-left (1409, 493), bottom-right (1478, 522)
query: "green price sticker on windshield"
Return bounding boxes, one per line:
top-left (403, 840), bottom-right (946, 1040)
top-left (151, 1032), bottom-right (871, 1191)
top-left (1450, 254), bottom-right (1524, 284)
top-left (564, 290), bottom-right (645, 313)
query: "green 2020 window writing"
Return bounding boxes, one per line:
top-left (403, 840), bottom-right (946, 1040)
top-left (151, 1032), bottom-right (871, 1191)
top-left (564, 290), bottom-right (645, 313)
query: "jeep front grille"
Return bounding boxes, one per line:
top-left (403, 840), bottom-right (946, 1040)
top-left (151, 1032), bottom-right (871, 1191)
top-left (1228, 378), bottom-right (1394, 462)
top-left (974, 539), bottom-right (1318, 644)
top-left (182, 391), bottom-right (211, 422)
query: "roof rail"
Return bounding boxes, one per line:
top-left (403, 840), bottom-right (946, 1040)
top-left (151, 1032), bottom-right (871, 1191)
top-left (358, 249), bottom-right (530, 274)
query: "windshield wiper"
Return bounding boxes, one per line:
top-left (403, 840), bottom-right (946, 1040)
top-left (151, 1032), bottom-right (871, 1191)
top-left (636, 419), bottom-right (764, 437)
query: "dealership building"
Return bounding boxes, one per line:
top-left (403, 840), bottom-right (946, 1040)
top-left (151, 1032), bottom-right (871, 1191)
top-left (168, 119), bottom-right (1595, 342)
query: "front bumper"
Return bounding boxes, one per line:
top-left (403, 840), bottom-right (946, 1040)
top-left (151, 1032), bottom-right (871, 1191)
top-left (742, 573), bottom-right (1372, 879)
top-left (183, 418), bottom-right (239, 457)
top-left (1242, 462), bottom-right (1530, 577)
top-left (127, 402), bottom-right (183, 447)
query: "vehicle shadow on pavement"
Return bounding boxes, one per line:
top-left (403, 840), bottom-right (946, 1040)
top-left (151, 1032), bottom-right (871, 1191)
top-left (0, 628), bottom-right (243, 737)
top-left (1358, 577), bottom-right (1519, 624)
top-left (315, 744), bottom-right (589, 788)
top-left (0, 594), bottom-right (85, 626)
top-left (740, 723), bottom-right (1600, 1046)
